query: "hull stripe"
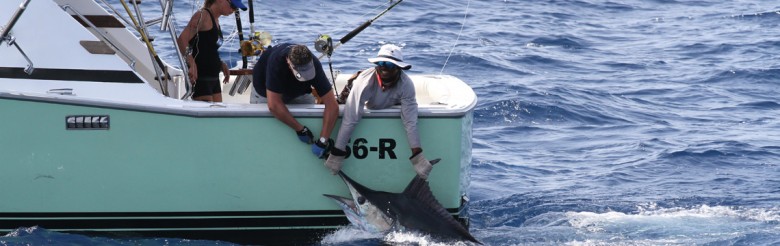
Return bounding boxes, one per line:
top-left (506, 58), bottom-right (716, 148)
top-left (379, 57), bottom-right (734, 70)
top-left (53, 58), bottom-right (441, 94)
top-left (0, 208), bottom-right (460, 230)
top-left (0, 67), bottom-right (144, 83)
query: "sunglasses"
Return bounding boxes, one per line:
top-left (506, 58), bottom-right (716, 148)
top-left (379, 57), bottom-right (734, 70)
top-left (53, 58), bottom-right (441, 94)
top-left (375, 61), bottom-right (398, 69)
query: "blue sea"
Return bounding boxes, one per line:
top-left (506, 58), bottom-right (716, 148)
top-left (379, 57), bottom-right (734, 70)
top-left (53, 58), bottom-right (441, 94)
top-left (4, 0), bottom-right (780, 245)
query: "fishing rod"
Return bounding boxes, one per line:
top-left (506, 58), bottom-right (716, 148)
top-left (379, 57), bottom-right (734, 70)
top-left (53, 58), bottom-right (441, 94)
top-left (233, 10), bottom-right (247, 69)
top-left (247, 0), bottom-right (255, 37)
top-left (120, 0), bottom-right (171, 96)
top-left (314, 0), bottom-right (404, 96)
top-left (230, 0), bottom-right (266, 96)
top-left (315, 0), bottom-right (404, 59)
top-left (238, 1), bottom-right (270, 60)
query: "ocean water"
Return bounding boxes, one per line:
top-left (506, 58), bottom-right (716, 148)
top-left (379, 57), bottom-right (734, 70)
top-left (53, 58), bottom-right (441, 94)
top-left (4, 0), bottom-right (780, 245)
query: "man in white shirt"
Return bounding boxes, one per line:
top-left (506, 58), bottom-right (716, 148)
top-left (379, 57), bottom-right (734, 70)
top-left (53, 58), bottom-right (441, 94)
top-left (324, 44), bottom-right (433, 179)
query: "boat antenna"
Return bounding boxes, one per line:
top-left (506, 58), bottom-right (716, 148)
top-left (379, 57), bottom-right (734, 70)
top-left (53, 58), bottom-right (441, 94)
top-left (440, 0), bottom-right (470, 75)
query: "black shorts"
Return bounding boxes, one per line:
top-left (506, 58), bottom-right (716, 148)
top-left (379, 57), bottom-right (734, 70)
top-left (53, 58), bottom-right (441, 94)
top-left (192, 76), bottom-right (221, 98)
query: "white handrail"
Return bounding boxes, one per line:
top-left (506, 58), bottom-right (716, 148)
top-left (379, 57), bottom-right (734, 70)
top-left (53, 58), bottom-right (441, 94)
top-left (61, 4), bottom-right (137, 68)
top-left (2, 0), bottom-right (34, 74)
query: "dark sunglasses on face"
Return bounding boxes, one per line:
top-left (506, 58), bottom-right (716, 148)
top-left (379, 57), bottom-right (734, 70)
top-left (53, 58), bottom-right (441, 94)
top-left (375, 61), bottom-right (398, 69)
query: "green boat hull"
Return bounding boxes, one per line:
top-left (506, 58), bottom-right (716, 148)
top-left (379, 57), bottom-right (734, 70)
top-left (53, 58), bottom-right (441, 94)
top-left (0, 96), bottom-right (472, 244)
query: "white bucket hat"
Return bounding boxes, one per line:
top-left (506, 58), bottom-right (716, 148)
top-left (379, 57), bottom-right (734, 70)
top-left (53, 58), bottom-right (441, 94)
top-left (367, 44), bottom-right (412, 70)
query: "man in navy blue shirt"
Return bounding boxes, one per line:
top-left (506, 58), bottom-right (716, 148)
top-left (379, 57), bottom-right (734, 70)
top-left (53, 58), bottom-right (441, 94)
top-left (252, 43), bottom-right (338, 158)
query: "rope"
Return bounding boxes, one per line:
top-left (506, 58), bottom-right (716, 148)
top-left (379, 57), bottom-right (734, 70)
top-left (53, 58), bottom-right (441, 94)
top-left (440, 0), bottom-right (471, 75)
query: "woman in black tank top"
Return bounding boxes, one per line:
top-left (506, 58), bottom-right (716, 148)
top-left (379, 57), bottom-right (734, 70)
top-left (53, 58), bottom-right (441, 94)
top-left (176, 0), bottom-right (244, 102)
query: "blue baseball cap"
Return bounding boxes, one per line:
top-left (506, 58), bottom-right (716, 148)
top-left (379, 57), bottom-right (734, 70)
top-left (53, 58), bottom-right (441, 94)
top-left (230, 0), bottom-right (247, 11)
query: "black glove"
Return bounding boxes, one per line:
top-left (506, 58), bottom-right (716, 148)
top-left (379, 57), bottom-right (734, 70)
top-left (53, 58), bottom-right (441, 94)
top-left (330, 146), bottom-right (347, 157)
top-left (296, 126), bottom-right (314, 144)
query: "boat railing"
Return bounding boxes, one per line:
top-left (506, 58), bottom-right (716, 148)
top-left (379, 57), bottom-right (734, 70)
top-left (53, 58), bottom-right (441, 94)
top-left (124, 0), bottom-right (193, 99)
top-left (60, 4), bottom-right (137, 69)
top-left (85, 0), bottom-right (194, 99)
top-left (128, 0), bottom-right (171, 96)
top-left (95, 0), bottom-right (134, 28)
top-left (1, 0), bottom-right (34, 75)
top-left (155, 0), bottom-right (195, 99)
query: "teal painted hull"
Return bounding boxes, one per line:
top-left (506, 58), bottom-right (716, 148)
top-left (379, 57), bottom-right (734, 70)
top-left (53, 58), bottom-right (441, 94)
top-left (0, 96), bottom-right (472, 242)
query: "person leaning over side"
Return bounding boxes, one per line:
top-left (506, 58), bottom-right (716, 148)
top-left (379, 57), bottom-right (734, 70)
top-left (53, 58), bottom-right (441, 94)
top-left (176, 0), bottom-right (247, 102)
top-left (324, 44), bottom-right (434, 179)
top-left (252, 43), bottom-right (338, 158)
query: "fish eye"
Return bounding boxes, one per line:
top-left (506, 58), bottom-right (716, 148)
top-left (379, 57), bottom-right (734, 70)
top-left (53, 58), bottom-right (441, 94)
top-left (357, 197), bottom-right (366, 205)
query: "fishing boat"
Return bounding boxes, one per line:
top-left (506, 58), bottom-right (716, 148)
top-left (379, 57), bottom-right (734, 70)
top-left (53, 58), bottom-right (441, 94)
top-left (0, 0), bottom-right (476, 244)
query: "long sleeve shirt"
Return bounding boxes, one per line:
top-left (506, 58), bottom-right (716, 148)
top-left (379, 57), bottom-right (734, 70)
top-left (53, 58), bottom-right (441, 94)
top-left (334, 67), bottom-right (420, 151)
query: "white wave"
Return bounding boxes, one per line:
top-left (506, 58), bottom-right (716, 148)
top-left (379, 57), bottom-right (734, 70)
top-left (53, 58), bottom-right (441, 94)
top-left (635, 204), bottom-right (780, 223)
top-left (384, 231), bottom-right (473, 246)
top-left (320, 225), bottom-right (480, 245)
top-left (568, 204), bottom-right (779, 229)
top-left (319, 226), bottom-right (382, 245)
top-left (564, 238), bottom-right (692, 246)
top-left (564, 204), bottom-right (780, 244)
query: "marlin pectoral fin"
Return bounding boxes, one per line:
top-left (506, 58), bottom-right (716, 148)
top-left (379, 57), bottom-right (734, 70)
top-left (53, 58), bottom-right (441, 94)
top-left (430, 158), bottom-right (441, 165)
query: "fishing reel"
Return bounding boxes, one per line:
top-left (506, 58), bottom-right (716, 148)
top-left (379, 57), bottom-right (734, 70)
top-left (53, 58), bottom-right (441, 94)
top-left (240, 31), bottom-right (272, 57)
top-left (314, 34), bottom-right (334, 57)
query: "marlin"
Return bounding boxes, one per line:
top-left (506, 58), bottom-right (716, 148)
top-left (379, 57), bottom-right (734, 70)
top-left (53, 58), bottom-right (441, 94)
top-left (323, 160), bottom-right (481, 244)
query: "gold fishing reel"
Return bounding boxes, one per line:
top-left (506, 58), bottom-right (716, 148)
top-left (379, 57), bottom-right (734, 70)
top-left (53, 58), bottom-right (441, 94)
top-left (240, 31), bottom-right (272, 57)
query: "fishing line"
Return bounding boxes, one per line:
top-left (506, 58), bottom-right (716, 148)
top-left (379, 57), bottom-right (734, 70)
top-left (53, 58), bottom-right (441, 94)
top-left (440, 0), bottom-right (471, 75)
top-left (191, 0), bottom-right (201, 13)
top-left (219, 11), bottom-right (255, 67)
top-left (222, 26), bottom-right (239, 65)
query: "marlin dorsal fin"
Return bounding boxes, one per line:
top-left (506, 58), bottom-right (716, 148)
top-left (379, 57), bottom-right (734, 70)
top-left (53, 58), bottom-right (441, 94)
top-left (402, 176), bottom-right (477, 242)
top-left (402, 176), bottom-right (453, 221)
top-left (402, 175), bottom-right (436, 202)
